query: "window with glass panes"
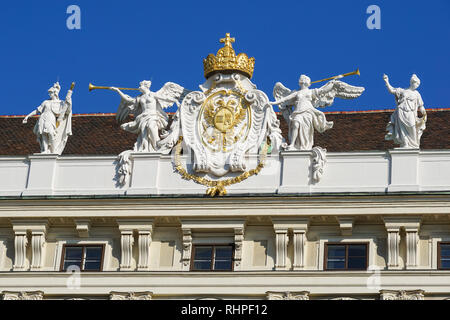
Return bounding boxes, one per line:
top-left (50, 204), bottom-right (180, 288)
top-left (191, 245), bottom-right (233, 271)
top-left (438, 242), bottom-right (450, 269)
top-left (325, 243), bottom-right (367, 270)
top-left (60, 245), bottom-right (104, 271)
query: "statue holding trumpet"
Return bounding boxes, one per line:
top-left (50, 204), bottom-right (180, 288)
top-left (270, 69), bottom-right (364, 150)
top-left (90, 80), bottom-right (189, 152)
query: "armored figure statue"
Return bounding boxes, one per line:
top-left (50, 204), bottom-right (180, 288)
top-left (23, 82), bottom-right (74, 154)
top-left (111, 80), bottom-right (187, 152)
top-left (270, 74), bottom-right (364, 150)
top-left (383, 74), bottom-right (426, 149)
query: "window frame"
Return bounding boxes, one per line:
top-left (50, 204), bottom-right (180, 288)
top-left (59, 244), bottom-right (105, 272)
top-left (324, 242), bottom-right (368, 271)
top-left (438, 242), bottom-right (450, 270)
top-left (190, 244), bottom-right (234, 272)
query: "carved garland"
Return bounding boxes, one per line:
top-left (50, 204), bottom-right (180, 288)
top-left (174, 136), bottom-right (269, 197)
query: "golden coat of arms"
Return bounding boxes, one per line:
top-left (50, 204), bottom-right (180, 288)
top-left (179, 33), bottom-right (283, 177)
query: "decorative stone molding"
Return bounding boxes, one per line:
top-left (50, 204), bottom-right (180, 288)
top-left (117, 220), bottom-right (154, 271)
top-left (337, 217), bottom-right (354, 236)
top-left (384, 217), bottom-right (421, 269)
top-left (11, 220), bottom-right (48, 271)
top-left (379, 290), bottom-right (424, 300)
top-left (119, 230), bottom-right (134, 270)
top-left (234, 227), bottom-right (245, 270)
top-left (30, 230), bottom-right (46, 270)
top-left (266, 291), bottom-right (310, 300)
top-left (13, 231), bottom-right (28, 271)
top-left (181, 228), bottom-right (192, 271)
top-left (273, 219), bottom-right (309, 270)
top-left (2, 291), bottom-right (44, 300)
top-left (274, 229), bottom-right (289, 270)
top-left (110, 291), bottom-right (153, 300)
top-left (74, 219), bottom-right (91, 238)
top-left (137, 230), bottom-right (152, 271)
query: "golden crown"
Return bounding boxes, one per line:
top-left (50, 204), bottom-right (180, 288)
top-left (203, 33), bottom-right (255, 79)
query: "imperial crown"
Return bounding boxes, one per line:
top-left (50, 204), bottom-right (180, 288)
top-left (203, 33), bottom-right (255, 79)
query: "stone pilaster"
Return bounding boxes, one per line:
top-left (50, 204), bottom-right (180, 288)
top-left (181, 228), bottom-right (192, 271)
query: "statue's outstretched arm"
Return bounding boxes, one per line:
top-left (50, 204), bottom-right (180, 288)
top-left (111, 87), bottom-right (134, 103)
top-left (270, 91), bottom-right (297, 105)
top-left (383, 74), bottom-right (396, 94)
top-left (22, 107), bottom-right (40, 124)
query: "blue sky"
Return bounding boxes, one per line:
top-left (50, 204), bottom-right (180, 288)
top-left (0, 0), bottom-right (449, 115)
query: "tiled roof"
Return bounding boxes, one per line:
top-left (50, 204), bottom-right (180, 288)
top-left (1, 109), bottom-right (449, 155)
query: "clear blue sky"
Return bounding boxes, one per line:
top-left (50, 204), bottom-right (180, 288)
top-left (0, 0), bottom-right (449, 115)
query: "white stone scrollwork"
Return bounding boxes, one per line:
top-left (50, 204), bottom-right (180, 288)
top-left (266, 291), bottom-right (310, 300)
top-left (110, 291), bottom-right (153, 300)
top-left (137, 230), bottom-right (152, 271)
top-left (383, 74), bottom-right (426, 149)
top-left (311, 146), bottom-right (327, 183)
top-left (30, 231), bottom-right (46, 270)
top-left (2, 291), bottom-right (44, 300)
top-left (13, 231), bottom-right (28, 271)
top-left (234, 227), bottom-right (244, 270)
top-left (181, 228), bottom-right (192, 271)
top-left (271, 75), bottom-right (364, 151)
top-left (386, 230), bottom-right (400, 269)
top-left (293, 230), bottom-right (306, 270)
top-left (274, 229), bottom-right (289, 270)
top-left (379, 290), bottom-right (424, 300)
top-left (115, 150), bottom-right (133, 187)
top-left (119, 230), bottom-right (134, 271)
top-left (406, 230), bottom-right (419, 268)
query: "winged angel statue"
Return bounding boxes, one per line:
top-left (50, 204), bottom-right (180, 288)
top-left (271, 75), bottom-right (365, 150)
top-left (111, 80), bottom-right (189, 152)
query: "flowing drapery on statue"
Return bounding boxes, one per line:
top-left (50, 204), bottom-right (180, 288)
top-left (22, 82), bottom-right (74, 155)
top-left (271, 75), bottom-right (365, 150)
top-left (383, 74), bottom-right (426, 149)
top-left (112, 81), bottom-right (188, 152)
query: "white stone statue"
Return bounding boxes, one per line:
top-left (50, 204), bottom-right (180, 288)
top-left (111, 81), bottom-right (188, 153)
top-left (270, 75), bottom-right (365, 150)
top-left (383, 74), bottom-right (427, 149)
top-left (22, 82), bottom-right (74, 154)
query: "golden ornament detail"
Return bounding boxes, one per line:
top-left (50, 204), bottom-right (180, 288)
top-left (203, 33), bottom-right (255, 79)
top-left (174, 136), bottom-right (269, 197)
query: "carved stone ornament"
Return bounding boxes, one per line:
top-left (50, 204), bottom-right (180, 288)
top-left (379, 290), bottom-right (425, 300)
top-left (266, 291), bottom-right (310, 300)
top-left (2, 291), bottom-right (44, 300)
top-left (109, 291), bottom-right (153, 300)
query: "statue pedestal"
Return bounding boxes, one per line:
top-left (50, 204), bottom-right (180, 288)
top-left (277, 151), bottom-right (312, 194)
top-left (387, 149), bottom-right (420, 192)
top-left (22, 154), bottom-right (59, 196)
top-left (126, 153), bottom-right (162, 195)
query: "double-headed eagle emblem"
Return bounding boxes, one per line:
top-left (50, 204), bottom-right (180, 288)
top-left (200, 90), bottom-right (250, 152)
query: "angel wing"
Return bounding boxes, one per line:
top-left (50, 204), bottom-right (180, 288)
top-left (116, 94), bottom-right (137, 123)
top-left (273, 82), bottom-right (295, 123)
top-left (313, 80), bottom-right (365, 109)
top-left (155, 82), bottom-right (191, 110)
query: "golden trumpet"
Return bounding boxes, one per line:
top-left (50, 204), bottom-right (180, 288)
top-left (88, 83), bottom-right (140, 92)
top-left (311, 68), bottom-right (360, 84)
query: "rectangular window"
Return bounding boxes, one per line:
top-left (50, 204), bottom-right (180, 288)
top-left (60, 244), bottom-right (105, 271)
top-left (325, 243), bottom-right (368, 270)
top-left (438, 242), bottom-right (450, 269)
top-left (191, 245), bottom-right (233, 271)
